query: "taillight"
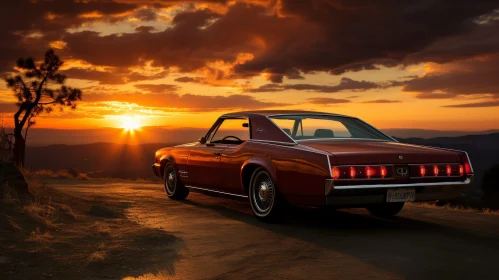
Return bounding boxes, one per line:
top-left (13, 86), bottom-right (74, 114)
top-left (331, 165), bottom-right (392, 180)
top-left (365, 166), bottom-right (373, 178)
top-left (458, 153), bottom-right (473, 175)
top-left (332, 167), bottom-right (340, 180)
top-left (349, 167), bottom-right (356, 179)
top-left (412, 163), bottom-right (467, 178)
top-left (458, 164), bottom-right (464, 177)
top-left (420, 165), bottom-right (426, 177)
top-left (380, 166), bottom-right (387, 178)
top-left (433, 165), bottom-right (439, 176)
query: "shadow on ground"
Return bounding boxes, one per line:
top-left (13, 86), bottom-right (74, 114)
top-left (179, 197), bottom-right (499, 280)
top-left (0, 185), bottom-right (183, 280)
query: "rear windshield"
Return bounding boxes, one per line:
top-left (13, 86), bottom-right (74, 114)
top-left (269, 115), bottom-right (392, 141)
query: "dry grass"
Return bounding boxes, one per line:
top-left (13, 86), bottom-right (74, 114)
top-left (88, 251), bottom-right (107, 263)
top-left (22, 168), bottom-right (158, 183)
top-left (23, 198), bottom-right (59, 228)
top-left (122, 271), bottom-right (173, 280)
top-left (411, 201), bottom-right (499, 215)
top-left (2, 168), bottom-right (180, 279)
top-left (23, 168), bottom-right (89, 180)
top-left (26, 227), bottom-right (53, 243)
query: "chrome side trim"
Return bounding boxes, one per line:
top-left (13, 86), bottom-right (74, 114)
top-left (297, 138), bottom-right (390, 142)
top-left (333, 177), bottom-right (472, 190)
top-left (408, 162), bottom-right (463, 166)
top-left (185, 185), bottom-right (248, 198)
top-left (334, 164), bottom-right (395, 167)
top-left (248, 139), bottom-right (297, 146)
top-left (326, 155), bottom-right (332, 178)
top-left (247, 140), bottom-right (329, 155)
top-left (464, 151), bottom-right (474, 173)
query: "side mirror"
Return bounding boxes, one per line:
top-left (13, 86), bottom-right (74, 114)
top-left (199, 137), bottom-right (206, 144)
top-left (242, 123), bottom-right (249, 128)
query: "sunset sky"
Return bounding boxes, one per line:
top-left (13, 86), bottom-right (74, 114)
top-left (1, 0), bottom-right (499, 132)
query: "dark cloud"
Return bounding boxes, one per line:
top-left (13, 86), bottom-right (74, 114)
top-left (0, 0), bottom-right (139, 71)
top-left (306, 98), bottom-right (351, 105)
top-left (405, 13), bottom-right (499, 64)
top-left (0, 0), bottom-right (498, 99)
top-left (443, 100), bottom-right (499, 108)
top-left (235, 0), bottom-right (499, 78)
top-left (174, 76), bottom-right (203, 83)
top-left (403, 54), bottom-right (499, 98)
top-left (266, 68), bottom-right (305, 83)
top-left (63, 68), bottom-right (126, 84)
top-left (362, 100), bottom-right (401, 104)
top-left (134, 84), bottom-right (179, 93)
top-left (84, 92), bottom-right (287, 111)
top-left (63, 68), bottom-right (168, 84)
top-left (133, 8), bottom-right (158, 21)
top-left (135, 26), bottom-right (156, 33)
top-left (60, 4), bottom-right (280, 72)
top-left (246, 77), bottom-right (397, 93)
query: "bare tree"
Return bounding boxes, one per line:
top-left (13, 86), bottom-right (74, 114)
top-left (4, 49), bottom-right (82, 166)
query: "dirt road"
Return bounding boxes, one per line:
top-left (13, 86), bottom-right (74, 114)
top-left (51, 180), bottom-right (499, 280)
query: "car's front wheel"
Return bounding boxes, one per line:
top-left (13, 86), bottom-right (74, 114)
top-left (248, 168), bottom-right (287, 222)
top-left (366, 202), bottom-right (405, 217)
top-left (163, 163), bottom-right (189, 200)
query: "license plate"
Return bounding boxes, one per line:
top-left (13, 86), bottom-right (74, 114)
top-left (386, 188), bottom-right (415, 202)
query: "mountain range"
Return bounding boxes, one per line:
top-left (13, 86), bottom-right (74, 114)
top-left (24, 132), bottom-right (499, 193)
top-left (21, 127), bottom-right (499, 146)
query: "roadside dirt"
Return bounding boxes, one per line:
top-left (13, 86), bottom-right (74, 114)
top-left (3, 178), bottom-right (499, 279)
top-left (0, 180), bottom-right (181, 280)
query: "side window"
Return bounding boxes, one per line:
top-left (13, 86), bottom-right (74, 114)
top-left (210, 118), bottom-right (250, 144)
top-left (271, 118), bottom-right (295, 137)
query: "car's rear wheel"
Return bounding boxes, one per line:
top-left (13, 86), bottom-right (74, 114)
top-left (248, 168), bottom-right (287, 222)
top-left (163, 163), bottom-right (189, 200)
top-left (366, 202), bottom-right (405, 217)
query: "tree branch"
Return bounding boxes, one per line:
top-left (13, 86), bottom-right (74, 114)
top-left (38, 101), bottom-right (58, 105)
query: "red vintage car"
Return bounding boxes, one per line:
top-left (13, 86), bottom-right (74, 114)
top-left (152, 110), bottom-right (474, 222)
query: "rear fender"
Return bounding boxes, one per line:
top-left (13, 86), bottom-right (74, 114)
top-left (241, 157), bottom-right (277, 189)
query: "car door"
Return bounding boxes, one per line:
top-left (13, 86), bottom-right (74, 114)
top-left (183, 118), bottom-right (226, 188)
top-left (186, 117), bottom-right (250, 192)
top-left (217, 118), bottom-right (251, 194)
top-left (184, 143), bottom-right (226, 188)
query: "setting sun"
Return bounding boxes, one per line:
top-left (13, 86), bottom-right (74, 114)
top-left (120, 116), bottom-right (142, 131)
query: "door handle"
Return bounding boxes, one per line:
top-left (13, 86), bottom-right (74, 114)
top-left (213, 152), bottom-right (222, 156)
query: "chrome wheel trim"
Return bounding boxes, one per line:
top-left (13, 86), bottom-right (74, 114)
top-left (251, 171), bottom-right (275, 214)
top-left (164, 166), bottom-right (177, 195)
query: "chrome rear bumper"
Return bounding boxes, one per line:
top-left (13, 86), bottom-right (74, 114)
top-left (325, 176), bottom-right (474, 206)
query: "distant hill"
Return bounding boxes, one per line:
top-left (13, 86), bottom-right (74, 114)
top-left (24, 133), bottom-right (499, 191)
top-left (19, 127), bottom-right (499, 146)
top-left (383, 129), bottom-right (499, 139)
top-left (25, 142), bottom-right (177, 180)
